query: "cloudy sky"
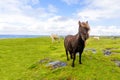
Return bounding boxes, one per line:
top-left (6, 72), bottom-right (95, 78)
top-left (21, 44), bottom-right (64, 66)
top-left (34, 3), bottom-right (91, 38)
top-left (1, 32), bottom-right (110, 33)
top-left (0, 0), bottom-right (120, 36)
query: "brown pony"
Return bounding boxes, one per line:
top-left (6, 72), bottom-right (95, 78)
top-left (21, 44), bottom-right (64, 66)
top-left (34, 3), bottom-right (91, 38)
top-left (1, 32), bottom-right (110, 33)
top-left (64, 20), bottom-right (90, 67)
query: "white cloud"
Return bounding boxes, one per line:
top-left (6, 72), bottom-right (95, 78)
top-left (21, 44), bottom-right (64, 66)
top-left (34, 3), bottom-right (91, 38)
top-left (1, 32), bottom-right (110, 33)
top-left (77, 0), bottom-right (120, 21)
top-left (90, 26), bottom-right (120, 36)
top-left (0, 0), bottom-right (58, 35)
top-left (31, 0), bottom-right (40, 5)
top-left (62, 0), bottom-right (79, 5)
top-left (0, 0), bottom-right (120, 36)
top-left (48, 4), bottom-right (58, 13)
top-left (0, 0), bottom-right (78, 35)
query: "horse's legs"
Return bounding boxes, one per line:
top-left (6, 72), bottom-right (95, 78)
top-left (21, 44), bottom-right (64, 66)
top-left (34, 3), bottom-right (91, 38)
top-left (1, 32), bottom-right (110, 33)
top-left (66, 50), bottom-right (69, 61)
top-left (52, 38), bottom-right (54, 43)
top-left (72, 53), bottom-right (76, 67)
top-left (79, 49), bottom-right (84, 64)
top-left (70, 52), bottom-right (73, 59)
top-left (79, 53), bottom-right (82, 64)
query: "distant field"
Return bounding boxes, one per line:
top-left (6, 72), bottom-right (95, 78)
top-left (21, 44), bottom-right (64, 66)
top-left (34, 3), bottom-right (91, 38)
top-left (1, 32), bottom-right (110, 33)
top-left (0, 37), bottom-right (120, 80)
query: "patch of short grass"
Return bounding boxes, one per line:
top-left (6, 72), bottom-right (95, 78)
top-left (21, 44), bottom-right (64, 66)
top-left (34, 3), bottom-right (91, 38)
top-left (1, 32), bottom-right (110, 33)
top-left (0, 37), bottom-right (120, 80)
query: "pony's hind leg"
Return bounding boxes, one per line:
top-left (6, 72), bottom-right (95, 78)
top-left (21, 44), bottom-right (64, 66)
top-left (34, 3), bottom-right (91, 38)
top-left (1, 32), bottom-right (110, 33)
top-left (66, 50), bottom-right (69, 61)
top-left (70, 52), bottom-right (73, 59)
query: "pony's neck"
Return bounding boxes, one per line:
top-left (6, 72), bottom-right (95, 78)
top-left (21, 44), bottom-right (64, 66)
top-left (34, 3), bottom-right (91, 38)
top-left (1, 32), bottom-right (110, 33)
top-left (74, 33), bottom-right (85, 47)
top-left (76, 33), bottom-right (84, 42)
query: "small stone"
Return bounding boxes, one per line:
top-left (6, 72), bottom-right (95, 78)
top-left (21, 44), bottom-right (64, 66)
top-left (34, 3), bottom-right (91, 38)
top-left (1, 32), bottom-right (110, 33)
top-left (46, 61), bottom-right (67, 69)
top-left (103, 50), bottom-right (111, 55)
top-left (114, 60), bottom-right (120, 67)
top-left (85, 48), bottom-right (97, 54)
top-left (92, 49), bottom-right (96, 54)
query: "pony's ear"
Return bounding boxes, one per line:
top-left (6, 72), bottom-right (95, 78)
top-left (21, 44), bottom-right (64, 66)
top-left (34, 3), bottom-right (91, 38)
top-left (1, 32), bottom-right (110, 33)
top-left (78, 21), bottom-right (81, 26)
top-left (86, 21), bottom-right (88, 24)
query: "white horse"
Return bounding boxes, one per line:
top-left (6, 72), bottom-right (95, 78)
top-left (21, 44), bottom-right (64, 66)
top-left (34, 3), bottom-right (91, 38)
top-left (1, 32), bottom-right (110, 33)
top-left (50, 34), bottom-right (60, 43)
top-left (93, 36), bottom-right (100, 40)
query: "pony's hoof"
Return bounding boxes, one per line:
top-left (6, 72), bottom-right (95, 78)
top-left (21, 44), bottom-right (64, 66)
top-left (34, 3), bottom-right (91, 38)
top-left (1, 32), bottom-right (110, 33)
top-left (79, 62), bottom-right (82, 64)
top-left (71, 64), bottom-right (75, 67)
top-left (67, 59), bottom-right (69, 61)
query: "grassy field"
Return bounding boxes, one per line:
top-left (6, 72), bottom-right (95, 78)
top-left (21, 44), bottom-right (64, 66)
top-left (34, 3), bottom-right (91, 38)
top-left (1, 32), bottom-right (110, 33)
top-left (0, 37), bottom-right (120, 80)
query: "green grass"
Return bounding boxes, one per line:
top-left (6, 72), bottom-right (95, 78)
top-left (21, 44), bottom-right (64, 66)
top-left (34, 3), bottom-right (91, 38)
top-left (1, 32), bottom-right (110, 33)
top-left (0, 37), bottom-right (120, 80)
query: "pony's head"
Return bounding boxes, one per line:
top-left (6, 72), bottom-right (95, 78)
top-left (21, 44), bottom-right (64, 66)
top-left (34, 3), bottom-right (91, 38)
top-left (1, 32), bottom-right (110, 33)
top-left (78, 21), bottom-right (90, 41)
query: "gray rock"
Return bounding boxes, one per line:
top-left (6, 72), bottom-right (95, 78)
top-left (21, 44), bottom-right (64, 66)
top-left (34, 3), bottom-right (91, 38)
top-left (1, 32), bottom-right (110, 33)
top-left (114, 60), bottom-right (120, 67)
top-left (85, 48), bottom-right (97, 54)
top-left (103, 50), bottom-right (111, 55)
top-left (92, 49), bottom-right (96, 54)
top-left (47, 61), bottom-right (67, 69)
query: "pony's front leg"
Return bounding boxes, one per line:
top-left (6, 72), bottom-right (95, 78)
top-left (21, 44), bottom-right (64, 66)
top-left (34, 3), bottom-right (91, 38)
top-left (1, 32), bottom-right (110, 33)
top-left (72, 53), bottom-right (76, 67)
top-left (79, 48), bottom-right (84, 64)
top-left (79, 53), bottom-right (82, 64)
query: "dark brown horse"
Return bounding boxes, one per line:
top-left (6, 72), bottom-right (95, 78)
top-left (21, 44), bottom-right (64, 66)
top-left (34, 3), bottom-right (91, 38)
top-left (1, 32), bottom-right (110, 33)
top-left (64, 20), bottom-right (90, 67)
